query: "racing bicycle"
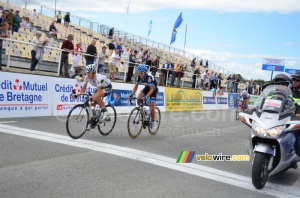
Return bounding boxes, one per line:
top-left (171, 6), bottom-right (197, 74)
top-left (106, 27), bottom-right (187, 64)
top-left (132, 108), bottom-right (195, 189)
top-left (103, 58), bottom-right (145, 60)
top-left (127, 97), bottom-right (161, 139)
top-left (66, 91), bottom-right (116, 139)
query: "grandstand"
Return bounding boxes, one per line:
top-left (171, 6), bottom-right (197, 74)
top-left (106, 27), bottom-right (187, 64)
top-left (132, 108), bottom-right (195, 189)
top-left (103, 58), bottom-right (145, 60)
top-left (0, 0), bottom-right (236, 90)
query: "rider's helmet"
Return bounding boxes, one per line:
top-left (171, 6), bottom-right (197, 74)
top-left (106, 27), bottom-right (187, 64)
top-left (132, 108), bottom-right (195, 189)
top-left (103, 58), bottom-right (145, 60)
top-left (136, 64), bottom-right (147, 73)
top-left (241, 90), bottom-right (248, 97)
top-left (291, 71), bottom-right (300, 81)
top-left (273, 73), bottom-right (292, 88)
top-left (85, 63), bottom-right (97, 74)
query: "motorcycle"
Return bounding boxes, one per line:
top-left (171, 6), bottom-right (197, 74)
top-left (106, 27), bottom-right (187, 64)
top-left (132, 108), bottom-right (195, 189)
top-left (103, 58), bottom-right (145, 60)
top-left (239, 85), bottom-right (300, 189)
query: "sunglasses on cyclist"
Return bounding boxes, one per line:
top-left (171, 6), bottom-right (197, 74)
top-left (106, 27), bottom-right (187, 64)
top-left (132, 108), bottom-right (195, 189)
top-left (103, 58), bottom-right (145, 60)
top-left (86, 73), bottom-right (95, 77)
top-left (292, 79), bottom-right (300, 82)
top-left (138, 72), bottom-right (145, 75)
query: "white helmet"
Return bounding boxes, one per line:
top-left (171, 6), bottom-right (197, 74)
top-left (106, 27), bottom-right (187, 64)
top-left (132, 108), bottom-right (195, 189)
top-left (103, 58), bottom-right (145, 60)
top-left (85, 64), bottom-right (97, 74)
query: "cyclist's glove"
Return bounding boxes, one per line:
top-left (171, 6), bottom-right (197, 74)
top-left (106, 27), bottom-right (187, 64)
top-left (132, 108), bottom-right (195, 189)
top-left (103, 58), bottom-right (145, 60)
top-left (129, 94), bottom-right (133, 100)
top-left (145, 96), bottom-right (150, 105)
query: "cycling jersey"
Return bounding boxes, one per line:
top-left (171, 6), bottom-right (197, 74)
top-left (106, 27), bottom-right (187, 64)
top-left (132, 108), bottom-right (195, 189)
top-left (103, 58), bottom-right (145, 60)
top-left (84, 74), bottom-right (112, 93)
top-left (136, 73), bottom-right (158, 91)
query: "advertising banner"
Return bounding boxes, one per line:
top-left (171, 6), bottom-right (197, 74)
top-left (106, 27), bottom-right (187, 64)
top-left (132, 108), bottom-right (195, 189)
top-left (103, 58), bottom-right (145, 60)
top-left (165, 88), bottom-right (202, 112)
top-left (0, 73), bottom-right (52, 118)
top-left (228, 93), bottom-right (239, 109)
top-left (248, 95), bottom-right (259, 107)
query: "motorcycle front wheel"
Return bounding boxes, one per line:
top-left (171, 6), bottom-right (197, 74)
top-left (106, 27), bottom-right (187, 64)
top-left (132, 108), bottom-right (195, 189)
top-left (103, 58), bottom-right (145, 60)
top-left (252, 152), bottom-right (270, 189)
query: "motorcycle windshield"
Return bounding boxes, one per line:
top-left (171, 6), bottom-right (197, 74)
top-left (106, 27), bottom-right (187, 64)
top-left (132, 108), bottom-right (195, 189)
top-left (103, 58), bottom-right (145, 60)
top-left (254, 85), bottom-right (295, 115)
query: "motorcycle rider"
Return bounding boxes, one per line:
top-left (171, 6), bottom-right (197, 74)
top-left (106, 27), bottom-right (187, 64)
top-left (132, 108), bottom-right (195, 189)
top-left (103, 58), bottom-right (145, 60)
top-left (273, 73), bottom-right (300, 157)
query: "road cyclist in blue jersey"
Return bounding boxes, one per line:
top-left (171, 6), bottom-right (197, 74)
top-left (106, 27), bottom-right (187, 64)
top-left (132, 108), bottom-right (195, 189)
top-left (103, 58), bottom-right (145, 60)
top-left (129, 64), bottom-right (158, 129)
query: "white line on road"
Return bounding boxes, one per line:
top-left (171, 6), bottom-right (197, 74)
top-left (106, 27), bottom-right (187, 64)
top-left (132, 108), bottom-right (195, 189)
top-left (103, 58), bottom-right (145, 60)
top-left (0, 121), bottom-right (17, 124)
top-left (191, 111), bottom-right (214, 113)
top-left (0, 124), bottom-right (299, 198)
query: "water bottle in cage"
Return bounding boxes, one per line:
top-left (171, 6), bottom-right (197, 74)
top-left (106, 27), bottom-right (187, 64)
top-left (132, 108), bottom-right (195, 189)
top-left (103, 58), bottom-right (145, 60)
top-left (95, 106), bottom-right (101, 118)
top-left (143, 107), bottom-right (149, 120)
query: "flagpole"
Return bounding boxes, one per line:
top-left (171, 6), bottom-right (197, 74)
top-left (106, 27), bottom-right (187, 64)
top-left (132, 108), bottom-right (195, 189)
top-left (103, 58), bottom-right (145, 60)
top-left (125, 0), bottom-right (131, 31)
top-left (184, 24), bottom-right (187, 50)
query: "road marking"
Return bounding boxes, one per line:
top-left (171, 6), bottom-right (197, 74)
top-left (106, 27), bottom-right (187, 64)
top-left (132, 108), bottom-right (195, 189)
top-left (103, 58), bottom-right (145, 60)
top-left (0, 124), bottom-right (299, 198)
top-left (191, 111), bottom-right (214, 113)
top-left (0, 121), bottom-right (17, 124)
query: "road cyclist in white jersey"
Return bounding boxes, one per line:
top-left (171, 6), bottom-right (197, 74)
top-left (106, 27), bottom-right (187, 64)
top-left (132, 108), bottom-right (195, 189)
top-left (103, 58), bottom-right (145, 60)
top-left (72, 63), bottom-right (112, 124)
top-left (129, 64), bottom-right (158, 129)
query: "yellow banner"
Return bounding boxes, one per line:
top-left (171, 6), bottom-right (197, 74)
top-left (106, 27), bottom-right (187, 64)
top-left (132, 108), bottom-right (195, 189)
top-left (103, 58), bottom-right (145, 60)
top-left (165, 88), bottom-right (203, 112)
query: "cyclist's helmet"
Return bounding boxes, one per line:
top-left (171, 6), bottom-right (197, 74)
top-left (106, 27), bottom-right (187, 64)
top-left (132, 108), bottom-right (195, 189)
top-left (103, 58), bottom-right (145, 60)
top-left (241, 90), bottom-right (248, 97)
top-left (291, 71), bottom-right (300, 81)
top-left (85, 63), bottom-right (97, 74)
top-left (136, 64), bottom-right (147, 73)
top-left (273, 73), bottom-right (292, 88)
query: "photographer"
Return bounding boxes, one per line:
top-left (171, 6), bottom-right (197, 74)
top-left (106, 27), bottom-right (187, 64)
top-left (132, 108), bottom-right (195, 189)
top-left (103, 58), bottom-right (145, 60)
top-left (30, 31), bottom-right (47, 74)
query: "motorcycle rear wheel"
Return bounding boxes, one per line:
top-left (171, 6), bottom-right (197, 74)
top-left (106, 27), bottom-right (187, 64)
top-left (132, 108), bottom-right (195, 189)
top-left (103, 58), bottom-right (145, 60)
top-left (252, 152), bottom-right (269, 189)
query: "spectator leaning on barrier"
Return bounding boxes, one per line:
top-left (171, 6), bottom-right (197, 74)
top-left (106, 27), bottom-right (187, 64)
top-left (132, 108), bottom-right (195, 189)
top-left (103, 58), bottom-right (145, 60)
top-left (108, 48), bottom-right (120, 80)
top-left (150, 56), bottom-right (160, 78)
top-left (0, 22), bottom-right (10, 71)
top-left (122, 47), bottom-right (130, 73)
top-left (32, 9), bottom-right (37, 17)
top-left (126, 50), bottom-right (139, 83)
top-left (69, 65), bottom-right (84, 81)
top-left (85, 39), bottom-right (97, 65)
top-left (192, 66), bottom-right (201, 89)
top-left (108, 39), bottom-right (115, 55)
top-left (109, 27), bottom-right (114, 39)
top-left (70, 41), bottom-right (82, 73)
top-left (60, 34), bottom-right (74, 77)
top-left (30, 31), bottom-right (47, 74)
top-left (97, 46), bottom-right (108, 73)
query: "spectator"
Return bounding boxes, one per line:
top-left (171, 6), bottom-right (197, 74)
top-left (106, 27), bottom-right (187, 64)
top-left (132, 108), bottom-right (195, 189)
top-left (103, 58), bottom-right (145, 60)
top-left (217, 73), bottom-right (223, 88)
top-left (108, 27), bottom-right (114, 39)
top-left (6, 9), bottom-right (13, 30)
top-left (191, 57), bottom-right (196, 70)
top-left (85, 39), bottom-right (97, 65)
top-left (200, 69), bottom-right (208, 90)
top-left (25, 17), bottom-right (31, 29)
top-left (146, 56), bottom-right (154, 73)
top-left (97, 46), bottom-right (108, 73)
top-left (12, 10), bottom-right (21, 33)
top-left (108, 39), bottom-right (115, 55)
top-left (199, 59), bottom-right (203, 66)
top-left (56, 10), bottom-right (62, 24)
top-left (217, 85), bottom-right (224, 96)
top-left (126, 50), bottom-right (139, 82)
top-left (63, 12), bottom-right (70, 27)
top-left (116, 42), bottom-right (123, 57)
top-left (210, 86), bottom-right (216, 99)
top-left (108, 48), bottom-right (120, 80)
top-left (70, 65), bottom-right (84, 81)
top-left (32, 9), bottom-right (37, 17)
top-left (0, 22), bottom-right (10, 71)
top-left (0, 11), bottom-right (6, 26)
top-left (205, 60), bottom-right (209, 68)
top-left (122, 47), bottom-right (130, 73)
top-left (176, 63), bottom-right (186, 87)
top-left (30, 31), bottom-right (47, 74)
top-left (20, 16), bottom-right (26, 29)
top-left (170, 63), bottom-right (180, 87)
top-left (209, 71), bottom-right (216, 90)
top-left (150, 56), bottom-right (160, 78)
top-left (160, 61), bottom-right (173, 86)
top-left (49, 21), bottom-right (58, 38)
top-left (70, 41), bottom-right (82, 73)
top-left (60, 34), bottom-right (74, 77)
top-left (192, 66), bottom-right (200, 89)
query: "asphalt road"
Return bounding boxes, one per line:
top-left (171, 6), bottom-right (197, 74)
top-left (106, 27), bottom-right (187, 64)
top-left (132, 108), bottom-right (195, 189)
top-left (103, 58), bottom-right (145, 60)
top-left (0, 110), bottom-right (299, 198)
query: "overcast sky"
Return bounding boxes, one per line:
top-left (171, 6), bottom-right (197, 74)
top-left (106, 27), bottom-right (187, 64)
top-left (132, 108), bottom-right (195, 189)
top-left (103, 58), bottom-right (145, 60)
top-left (10, 0), bottom-right (300, 80)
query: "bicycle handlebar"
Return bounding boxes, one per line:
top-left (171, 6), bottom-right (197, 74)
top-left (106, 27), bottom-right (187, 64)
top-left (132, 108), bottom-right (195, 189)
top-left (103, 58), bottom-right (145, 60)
top-left (129, 97), bottom-right (146, 105)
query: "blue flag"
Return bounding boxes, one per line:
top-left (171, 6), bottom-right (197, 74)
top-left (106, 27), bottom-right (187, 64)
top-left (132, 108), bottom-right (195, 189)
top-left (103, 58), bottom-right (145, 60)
top-left (148, 20), bottom-right (152, 37)
top-left (170, 12), bottom-right (183, 45)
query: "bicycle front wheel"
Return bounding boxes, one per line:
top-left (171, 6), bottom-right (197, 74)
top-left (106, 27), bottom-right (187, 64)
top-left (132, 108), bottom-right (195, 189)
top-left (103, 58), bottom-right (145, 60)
top-left (98, 104), bottom-right (117, 136)
top-left (127, 107), bottom-right (144, 139)
top-left (66, 104), bottom-right (90, 139)
top-left (148, 107), bottom-right (161, 135)
top-left (236, 105), bottom-right (242, 120)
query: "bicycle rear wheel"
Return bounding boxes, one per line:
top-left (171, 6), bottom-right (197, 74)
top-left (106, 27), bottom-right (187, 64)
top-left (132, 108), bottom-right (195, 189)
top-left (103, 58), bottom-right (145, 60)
top-left (98, 104), bottom-right (117, 136)
top-left (66, 104), bottom-right (90, 139)
top-left (148, 107), bottom-right (161, 135)
top-left (127, 107), bottom-right (144, 139)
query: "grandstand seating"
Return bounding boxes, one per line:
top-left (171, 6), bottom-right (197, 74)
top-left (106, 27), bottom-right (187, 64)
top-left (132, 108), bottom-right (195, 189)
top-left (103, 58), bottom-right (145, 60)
top-left (0, 1), bottom-right (232, 89)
